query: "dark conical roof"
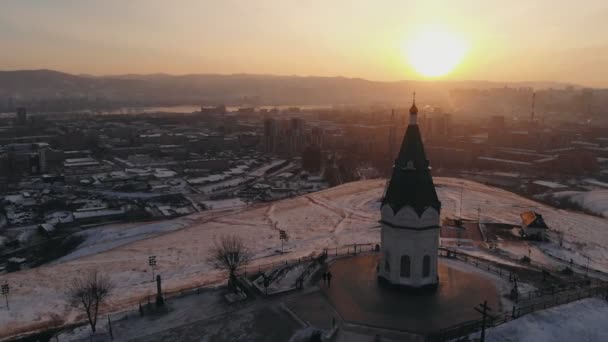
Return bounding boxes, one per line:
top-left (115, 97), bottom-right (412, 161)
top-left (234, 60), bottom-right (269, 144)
top-left (382, 123), bottom-right (441, 216)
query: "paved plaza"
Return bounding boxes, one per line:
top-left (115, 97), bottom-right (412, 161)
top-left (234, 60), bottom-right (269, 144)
top-left (321, 254), bottom-right (501, 334)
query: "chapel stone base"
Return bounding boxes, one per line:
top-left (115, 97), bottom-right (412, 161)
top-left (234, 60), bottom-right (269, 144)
top-left (377, 274), bottom-right (439, 293)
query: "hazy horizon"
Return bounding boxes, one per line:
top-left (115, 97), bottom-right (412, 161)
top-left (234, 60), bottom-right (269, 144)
top-left (2, 0), bottom-right (608, 87)
top-left (0, 68), bottom-right (590, 90)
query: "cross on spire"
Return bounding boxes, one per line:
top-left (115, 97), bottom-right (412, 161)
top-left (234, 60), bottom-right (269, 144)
top-left (409, 91), bottom-right (418, 124)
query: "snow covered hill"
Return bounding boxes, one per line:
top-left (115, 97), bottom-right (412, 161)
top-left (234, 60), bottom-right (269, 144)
top-left (552, 190), bottom-right (608, 218)
top-left (484, 298), bottom-right (608, 342)
top-left (2, 177), bottom-right (608, 339)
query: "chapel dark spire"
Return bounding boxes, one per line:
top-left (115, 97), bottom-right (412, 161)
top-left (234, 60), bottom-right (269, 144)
top-left (382, 93), bottom-right (441, 217)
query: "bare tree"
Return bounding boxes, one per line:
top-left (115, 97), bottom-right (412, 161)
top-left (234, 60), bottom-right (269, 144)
top-left (66, 271), bottom-right (114, 333)
top-left (207, 234), bottom-right (251, 291)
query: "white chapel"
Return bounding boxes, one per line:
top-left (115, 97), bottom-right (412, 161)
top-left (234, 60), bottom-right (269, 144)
top-left (378, 95), bottom-right (442, 289)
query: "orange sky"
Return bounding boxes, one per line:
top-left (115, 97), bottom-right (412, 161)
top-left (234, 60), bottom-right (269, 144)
top-left (1, 0), bottom-right (608, 87)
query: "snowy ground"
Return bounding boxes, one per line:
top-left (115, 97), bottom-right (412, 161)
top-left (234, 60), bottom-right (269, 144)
top-left (248, 160), bottom-right (286, 177)
top-left (200, 198), bottom-right (246, 210)
top-left (2, 177), bottom-right (608, 339)
top-left (553, 190), bottom-right (608, 218)
top-left (480, 298), bottom-right (608, 342)
top-left (441, 179), bottom-right (608, 274)
top-left (53, 209), bottom-right (238, 263)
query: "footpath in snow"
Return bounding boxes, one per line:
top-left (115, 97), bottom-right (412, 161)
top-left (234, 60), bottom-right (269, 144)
top-left (3, 178), bottom-right (608, 339)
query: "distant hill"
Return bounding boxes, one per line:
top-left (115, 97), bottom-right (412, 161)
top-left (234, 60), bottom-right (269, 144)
top-left (0, 69), bottom-right (583, 111)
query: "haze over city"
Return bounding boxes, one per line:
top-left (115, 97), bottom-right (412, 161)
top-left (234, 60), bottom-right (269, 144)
top-left (3, 2), bottom-right (608, 342)
top-left (2, 0), bottom-right (608, 86)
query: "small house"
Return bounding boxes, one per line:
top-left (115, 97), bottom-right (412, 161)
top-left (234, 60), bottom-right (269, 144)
top-left (520, 211), bottom-right (549, 240)
top-left (38, 223), bottom-right (56, 237)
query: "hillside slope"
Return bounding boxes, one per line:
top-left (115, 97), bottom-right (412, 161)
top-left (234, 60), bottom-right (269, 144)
top-left (1, 177), bottom-right (608, 339)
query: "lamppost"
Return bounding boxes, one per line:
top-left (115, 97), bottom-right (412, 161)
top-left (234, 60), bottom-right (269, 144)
top-left (279, 230), bottom-right (289, 253)
top-left (148, 256), bottom-right (157, 281)
top-left (1, 283), bottom-right (9, 310)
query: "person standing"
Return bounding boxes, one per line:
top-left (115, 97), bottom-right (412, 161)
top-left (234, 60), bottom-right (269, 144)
top-left (327, 271), bottom-right (333, 288)
top-left (322, 272), bottom-right (327, 286)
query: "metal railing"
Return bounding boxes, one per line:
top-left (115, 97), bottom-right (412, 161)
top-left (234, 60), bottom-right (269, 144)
top-left (19, 241), bottom-right (604, 342)
top-left (428, 284), bottom-right (608, 342)
top-left (30, 242), bottom-right (380, 341)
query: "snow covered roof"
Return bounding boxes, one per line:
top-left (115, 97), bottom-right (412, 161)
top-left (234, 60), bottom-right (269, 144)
top-left (45, 211), bottom-right (74, 224)
top-left (534, 157), bottom-right (558, 164)
top-left (545, 147), bottom-right (576, 153)
top-left (73, 208), bottom-right (126, 220)
top-left (477, 157), bottom-right (532, 166)
top-left (188, 174), bottom-right (227, 184)
top-left (532, 180), bottom-right (568, 189)
top-left (65, 157), bottom-right (97, 164)
top-left (154, 169), bottom-right (177, 178)
top-left (39, 223), bottom-right (56, 234)
top-left (17, 230), bottom-right (35, 243)
top-left (583, 178), bottom-right (608, 189)
top-left (8, 257), bottom-right (26, 264)
top-left (277, 172), bottom-right (294, 179)
top-left (572, 140), bottom-right (599, 147)
top-left (491, 172), bottom-right (521, 178)
top-left (4, 194), bottom-right (25, 204)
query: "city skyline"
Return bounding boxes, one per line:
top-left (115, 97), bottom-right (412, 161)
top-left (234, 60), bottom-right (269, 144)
top-left (1, 1), bottom-right (608, 87)
top-left (3, 2), bottom-right (608, 341)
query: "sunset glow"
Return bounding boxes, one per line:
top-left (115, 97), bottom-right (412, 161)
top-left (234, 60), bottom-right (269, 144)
top-left (404, 27), bottom-right (468, 78)
top-left (1, 1), bottom-right (608, 86)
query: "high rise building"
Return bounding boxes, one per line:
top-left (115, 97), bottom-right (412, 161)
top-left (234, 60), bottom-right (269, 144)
top-left (263, 118), bottom-right (278, 153)
top-left (0, 142), bottom-right (50, 177)
top-left (488, 115), bottom-right (506, 146)
top-left (16, 107), bottom-right (27, 126)
top-left (378, 96), bottom-right (441, 290)
top-left (310, 126), bottom-right (324, 148)
top-left (289, 117), bottom-right (305, 155)
top-left (263, 117), bottom-right (307, 156)
top-left (581, 89), bottom-right (593, 116)
top-left (422, 112), bottom-right (451, 141)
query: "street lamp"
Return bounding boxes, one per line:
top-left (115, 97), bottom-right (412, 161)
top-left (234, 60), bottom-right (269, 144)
top-left (148, 256), bottom-right (157, 281)
top-left (279, 230), bottom-right (289, 253)
top-left (1, 283), bottom-right (9, 310)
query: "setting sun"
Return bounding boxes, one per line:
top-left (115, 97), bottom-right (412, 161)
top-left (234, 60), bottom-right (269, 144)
top-left (404, 27), bottom-right (468, 78)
